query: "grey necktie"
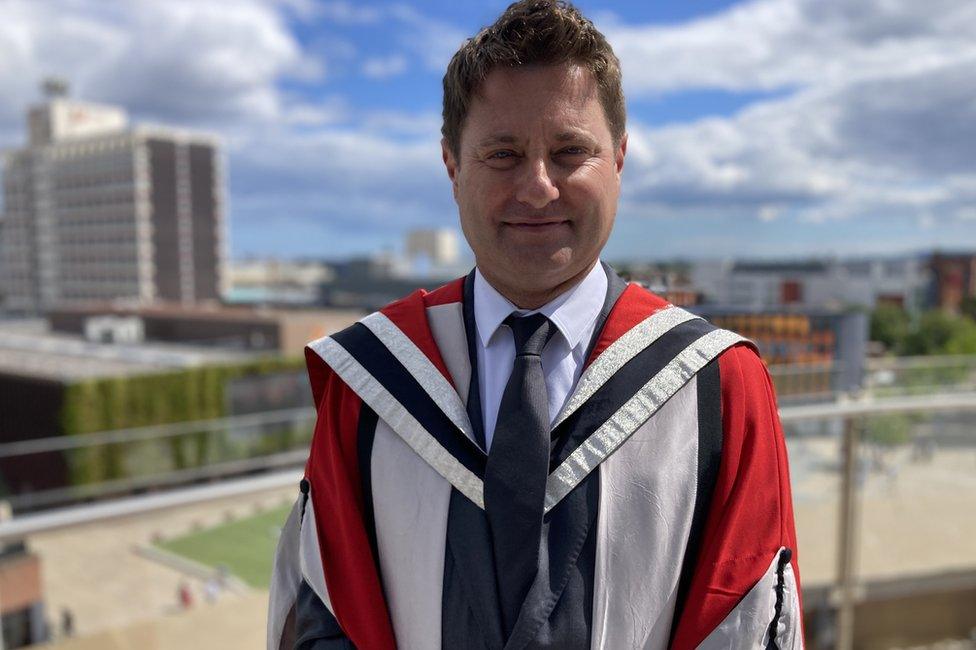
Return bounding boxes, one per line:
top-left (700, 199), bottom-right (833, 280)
top-left (484, 312), bottom-right (554, 637)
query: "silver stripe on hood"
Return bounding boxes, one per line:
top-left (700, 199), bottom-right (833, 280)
top-left (545, 329), bottom-right (746, 512)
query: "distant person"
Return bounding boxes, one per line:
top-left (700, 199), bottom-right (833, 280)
top-left (178, 581), bottom-right (194, 610)
top-left (60, 608), bottom-right (74, 638)
top-left (40, 616), bottom-right (52, 643)
top-left (216, 563), bottom-right (231, 588)
top-left (269, 1), bottom-right (802, 648)
top-left (204, 575), bottom-right (221, 603)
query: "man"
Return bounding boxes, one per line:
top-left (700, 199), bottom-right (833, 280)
top-left (269, 2), bottom-right (802, 649)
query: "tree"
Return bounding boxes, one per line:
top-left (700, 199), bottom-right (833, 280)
top-left (945, 318), bottom-right (976, 354)
top-left (961, 296), bottom-right (976, 322)
top-left (870, 304), bottom-right (911, 353)
top-left (902, 310), bottom-right (976, 356)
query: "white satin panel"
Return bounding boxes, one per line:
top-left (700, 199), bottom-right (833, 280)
top-left (371, 418), bottom-right (452, 650)
top-left (267, 494), bottom-right (303, 650)
top-left (425, 302), bottom-right (472, 409)
top-left (362, 301), bottom-right (470, 648)
top-left (591, 376), bottom-right (700, 650)
top-left (698, 548), bottom-right (802, 650)
top-left (266, 486), bottom-right (339, 650)
top-left (299, 485), bottom-right (333, 615)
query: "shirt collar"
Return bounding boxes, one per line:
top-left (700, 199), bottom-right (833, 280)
top-left (473, 261), bottom-right (608, 350)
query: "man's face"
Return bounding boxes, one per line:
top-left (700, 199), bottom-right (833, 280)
top-left (442, 63), bottom-right (626, 303)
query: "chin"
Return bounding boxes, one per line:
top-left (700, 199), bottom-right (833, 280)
top-left (513, 240), bottom-right (573, 262)
top-left (508, 250), bottom-right (570, 274)
top-left (510, 252), bottom-right (583, 285)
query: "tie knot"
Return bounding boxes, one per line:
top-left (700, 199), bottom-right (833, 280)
top-left (504, 313), bottom-right (553, 357)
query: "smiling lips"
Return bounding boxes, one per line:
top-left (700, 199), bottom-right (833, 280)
top-left (503, 219), bottom-right (570, 230)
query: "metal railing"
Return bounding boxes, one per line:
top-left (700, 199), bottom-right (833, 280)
top-left (0, 408), bottom-right (316, 512)
top-left (3, 356), bottom-right (976, 514)
top-left (864, 353), bottom-right (976, 396)
top-left (768, 361), bottom-right (843, 404)
top-left (0, 407), bottom-right (314, 457)
top-left (768, 354), bottom-right (976, 404)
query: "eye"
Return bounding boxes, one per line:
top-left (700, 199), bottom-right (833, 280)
top-left (482, 149), bottom-right (520, 169)
top-left (558, 146), bottom-right (588, 156)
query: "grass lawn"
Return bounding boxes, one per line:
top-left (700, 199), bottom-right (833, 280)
top-left (157, 503), bottom-right (292, 588)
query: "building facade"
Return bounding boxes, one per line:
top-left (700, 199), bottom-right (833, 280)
top-left (691, 256), bottom-right (928, 312)
top-left (1, 96), bottom-right (225, 313)
top-left (227, 258), bottom-right (334, 305)
top-left (928, 252), bottom-right (976, 313)
top-left (693, 305), bottom-right (868, 402)
top-left (405, 228), bottom-right (460, 267)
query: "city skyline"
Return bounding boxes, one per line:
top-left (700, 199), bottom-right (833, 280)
top-left (2, 0), bottom-right (975, 261)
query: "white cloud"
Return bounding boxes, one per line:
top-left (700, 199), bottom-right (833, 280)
top-left (622, 66), bottom-right (976, 226)
top-left (319, 0), bottom-right (383, 25)
top-left (280, 0), bottom-right (327, 23)
top-left (758, 205), bottom-right (782, 222)
top-left (361, 54), bottom-right (409, 79)
top-left (227, 121), bottom-right (454, 252)
top-left (606, 0), bottom-right (976, 245)
top-left (0, 0), bottom-right (320, 134)
top-left (280, 100), bottom-right (347, 126)
top-left (605, 0), bottom-right (976, 95)
top-left (389, 4), bottom-right (468, 72)
top-left (360, 110), bottom-right (442, 136)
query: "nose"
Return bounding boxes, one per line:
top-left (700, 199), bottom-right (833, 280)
top-left (514, 158), bottom-right (560, 209)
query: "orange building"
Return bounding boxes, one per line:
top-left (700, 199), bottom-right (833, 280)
top-left (0, 541), bottom-right (47, 648)
top-left (693, 307), bottom-right (867, 402)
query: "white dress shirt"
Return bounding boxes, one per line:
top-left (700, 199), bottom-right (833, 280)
top-left (473, 262), bottom-right (608, 450)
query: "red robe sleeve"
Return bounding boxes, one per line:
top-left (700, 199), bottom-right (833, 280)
top-left (670, 343), bottom-right (803, 648)
top-left (303, 348), bottom-right (397, 650)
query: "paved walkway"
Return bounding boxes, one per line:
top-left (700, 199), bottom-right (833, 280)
top-left (32, 592), bottom-right (268, 650)
top-left (25, 484), bottom-right (296, 644)
top-left (790, 439), bottom-right (976, 585)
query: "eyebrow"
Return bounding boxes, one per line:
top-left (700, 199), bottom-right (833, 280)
top-left (554, 130), bottom-right (594, 142)
top-left (475, 134), bottom-right (519, 148)
top-left (475, 130), bottom-right (595, 148)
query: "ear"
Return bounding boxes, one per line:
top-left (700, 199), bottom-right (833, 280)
top-left (615, 132), bottom-right (627, 178)
top-left (441, 138), bottom-right (460, 198)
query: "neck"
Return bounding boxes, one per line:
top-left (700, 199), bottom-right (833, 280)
top-left (480, 261), bottom-right (599, 310)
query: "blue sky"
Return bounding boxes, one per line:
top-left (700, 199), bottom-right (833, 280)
top-left (2, 0), bottom-right (976, 262)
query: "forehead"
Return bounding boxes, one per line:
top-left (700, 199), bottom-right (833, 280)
top-left (463, 63), bottom-right (607, 142)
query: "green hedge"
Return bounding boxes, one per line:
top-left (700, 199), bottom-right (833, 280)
top-left (58, 357), bottom-right (307, 485)
top-left (60, 357), bottom-right (305, 435)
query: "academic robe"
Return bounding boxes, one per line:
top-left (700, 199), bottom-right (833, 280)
top-left (268, 268), bottom-right (803, 650)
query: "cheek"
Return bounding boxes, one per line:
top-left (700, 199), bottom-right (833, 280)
top-left (458, 175), bottom-right (486, 206)
top-left (572, 157), bottom-right (617, 188)
top-left (566, 168), bottom-right (617, 214)
top-left (457, 187), bottom-right (500, 247)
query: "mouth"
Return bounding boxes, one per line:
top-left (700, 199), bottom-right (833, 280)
top-left (502, 219), bottom-right (571, 231)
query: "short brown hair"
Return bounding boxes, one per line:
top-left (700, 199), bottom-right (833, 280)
top-left (441, 0), bottom-right (625, 157)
